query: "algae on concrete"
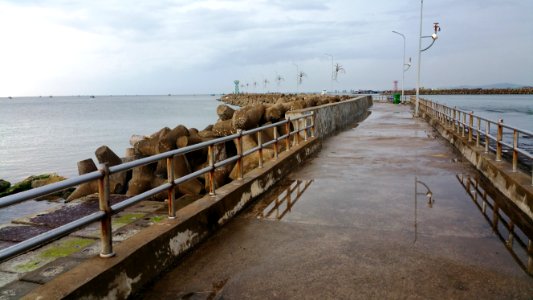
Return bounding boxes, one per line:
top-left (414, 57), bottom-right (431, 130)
top-left (113, 213), bottom-right (146, 226)
top-left (150, 216), bottom-right (165, 223)
top-left (0, 237), bottom-right (95, 274)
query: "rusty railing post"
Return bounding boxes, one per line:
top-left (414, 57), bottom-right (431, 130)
top-left (468, 112), bottom-right (473, 142)
top-left (295, 119), bottom-right (301, 145)
top-left (285, 119), bottom-right (291, 152)
top-left (461, 112), bottom-right (466, 137)
top-left (512, 129), bottom-right (518, 172)
top-left (208, 144), bottom-right (216, 195)
top-left (311, 111), bottom-right (316, 138)
top-left (485, 121), bottom-right (490, 153)
top-left (453, 107), bottom-right (457, 132)
top-left (447, 107), bottom-right (453, 128)
top-left (273, 126), bottom-right (279, 160)
top-left (476, 117), bottom-right (481, 147)
top-left (236, 130), bottom-right (244, 180)
top-left (98, 163), bottom-right (115, 258)
top-left (303, 117), bottom-right (308, 141)
top-left (496, 119), bottom-right (503, 162)
top-left (167, 156), bottom-right (176, 218)
top-left (257, 131), bottom-right (263, 168)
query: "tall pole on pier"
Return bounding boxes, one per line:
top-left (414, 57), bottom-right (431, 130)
top-left (416, 0), bottom-right (424, 116)
top-left (415, 0), bottom-right (441, 116)
top-left (392, 31), bottom-right (409, 102)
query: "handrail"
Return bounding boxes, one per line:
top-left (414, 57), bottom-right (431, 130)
top-left (0, 112), bottom-right (315, 262)
top-left (414, 97), bottom-right (532, 185)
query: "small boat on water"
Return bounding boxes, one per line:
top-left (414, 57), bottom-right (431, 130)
top-left (90, 95), bottom-right (95, 99)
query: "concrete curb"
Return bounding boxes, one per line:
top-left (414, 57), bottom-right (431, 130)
top-left (22, 138), bottom-right (321, 300)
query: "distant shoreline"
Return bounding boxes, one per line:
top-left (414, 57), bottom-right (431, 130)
top-left (382, 87), bottom-right (533, 95)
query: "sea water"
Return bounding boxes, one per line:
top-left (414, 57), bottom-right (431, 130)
top-left (422, 94), bottom-right (532, 130)
top-left (0, 95), bottom-right (221, 183)
top-left (0, 94), bottom-right (531, 184)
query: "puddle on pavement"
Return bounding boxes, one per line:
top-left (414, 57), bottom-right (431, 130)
top-left (246, 173), bottom-right (533, 276)
top-left (247, 179), bottom-right (313, 220)
top-left (456, 174), bottom-right (533, 276)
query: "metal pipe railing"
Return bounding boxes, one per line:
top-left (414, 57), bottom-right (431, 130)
top-left (415, 98), bottom-right (532, 185)
top-left (0, 112), bottom-right (315, 262)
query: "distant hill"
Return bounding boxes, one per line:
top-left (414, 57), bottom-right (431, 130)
top-left (443, 83), bottom-right (530, 89)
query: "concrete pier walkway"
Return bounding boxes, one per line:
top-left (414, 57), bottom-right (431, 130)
top-left (138, 103), bottom-right (533, 299)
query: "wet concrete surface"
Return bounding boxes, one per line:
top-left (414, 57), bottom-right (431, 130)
top-left (138, 103), bottom-right (533, 299)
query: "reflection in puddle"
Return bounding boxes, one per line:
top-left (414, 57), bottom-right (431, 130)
top-left (414, 177), bottom-right (435, 244)
top-left (456, 174), bottom-right (533, 276)
top-left (256, 180), bottom-right (313, 220)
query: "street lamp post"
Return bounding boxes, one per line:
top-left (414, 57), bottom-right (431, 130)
top-left (392, 31), bottom-right (411, 102)
top-left (324, 53), bottom-right (334, 93)
top-left (415, 0), bottom-right (441, 116)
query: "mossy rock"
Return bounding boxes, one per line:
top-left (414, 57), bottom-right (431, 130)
top-left (0, 179), bottom-right (10, 193)
top-left (0, 174), bottom-right (65, 198)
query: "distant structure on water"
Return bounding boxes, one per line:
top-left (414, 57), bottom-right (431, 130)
top-left (234, 80), bottom-right (240, 94)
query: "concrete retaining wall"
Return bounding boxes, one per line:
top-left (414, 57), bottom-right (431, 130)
top-left (22, 139), bottom-right (321, 300)
top-left (421, 112), bottom-right (533, 220)
top-left (286, 95), bottom-right (373, 139)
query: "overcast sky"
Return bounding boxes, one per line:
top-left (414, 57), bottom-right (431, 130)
top-left (0, 0), bottom-right (531, 96)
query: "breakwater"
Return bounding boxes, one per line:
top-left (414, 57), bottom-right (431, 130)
top-left (0, 94), bottom-right (358, 204)
top-left (382, 87), bottom-right (533, 95)
top-left (1, 94), bottom-right (374, 299)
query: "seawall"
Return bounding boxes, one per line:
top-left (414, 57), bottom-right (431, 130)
top-left (286, 95), bottom-right (373, 139)
top-left (20, 96), bottom-right (373, 299)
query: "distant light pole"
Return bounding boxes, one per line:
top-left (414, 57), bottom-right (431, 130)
top-left (392, 31), bottom-right (411, 102)
top-left (415, 0), bottom-right (441, 116)
top-left (324, 53), bottom-right (334, 93)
